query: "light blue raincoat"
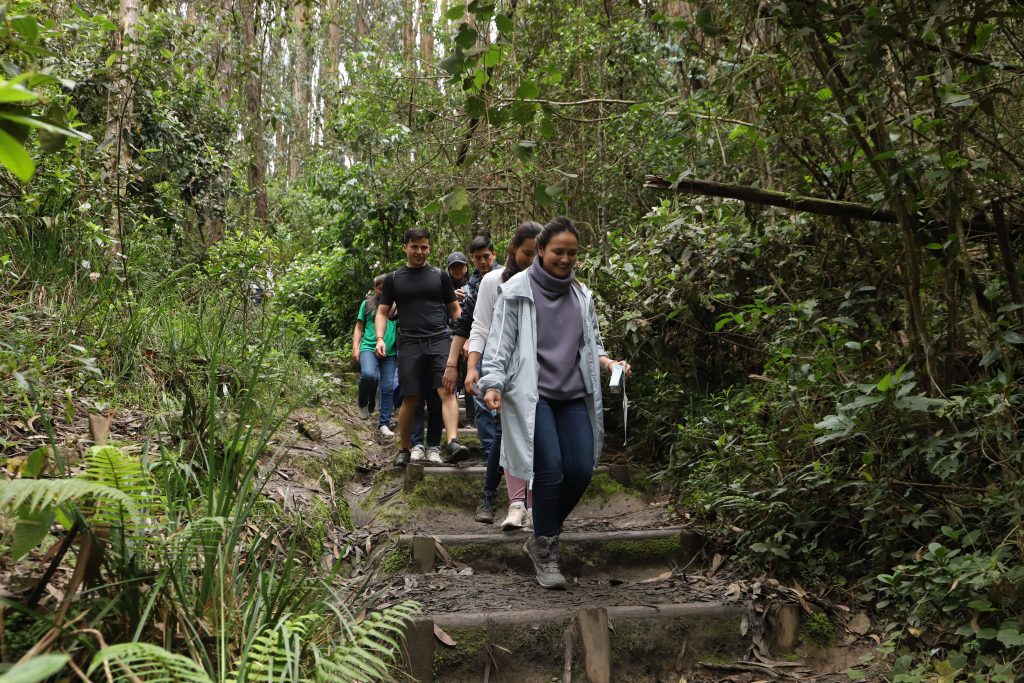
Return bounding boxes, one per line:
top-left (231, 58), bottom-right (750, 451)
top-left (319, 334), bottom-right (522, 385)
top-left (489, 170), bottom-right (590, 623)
top-left (478, 270), bottom-right (607, 482)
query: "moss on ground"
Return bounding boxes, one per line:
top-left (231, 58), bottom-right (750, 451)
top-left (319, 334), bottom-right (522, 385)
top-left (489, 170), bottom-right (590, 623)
top-left (800, 610), bottom-right (835, 646)
top-left (380, 545), bottom-right (411, 574)
top-left (407, 473), bottom-right (484, 509)
top-left (580, 472), bottom-right (634, 503)
top-left (432, 627), bottom-right (491, 677)
top-left (329, 446), bottom-right (365, 483)
top-left (603, 535), bottom-right (681, 561)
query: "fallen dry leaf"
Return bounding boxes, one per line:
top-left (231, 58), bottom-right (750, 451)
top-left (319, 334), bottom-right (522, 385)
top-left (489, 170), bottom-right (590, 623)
top-left (434, 623), bottom-right (457, 646)
top-left (847, 612), bottom-right (871, 635)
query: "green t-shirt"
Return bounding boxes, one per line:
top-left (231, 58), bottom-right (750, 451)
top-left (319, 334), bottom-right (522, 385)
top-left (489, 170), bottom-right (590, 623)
top-left (357, 299), bottom-right (397, 356)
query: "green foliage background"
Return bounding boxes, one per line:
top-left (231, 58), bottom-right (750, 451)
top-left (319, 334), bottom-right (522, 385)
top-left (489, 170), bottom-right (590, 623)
top-left (2, 0), bottom-right (1024, 679)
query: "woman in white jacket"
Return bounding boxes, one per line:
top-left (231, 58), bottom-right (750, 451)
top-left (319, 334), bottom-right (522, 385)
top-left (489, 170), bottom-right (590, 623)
top-left (480, 217), bottom-right (630, 589)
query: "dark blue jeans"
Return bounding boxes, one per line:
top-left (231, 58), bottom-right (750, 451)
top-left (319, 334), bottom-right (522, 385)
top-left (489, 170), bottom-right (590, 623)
top-left (483, 417), bottom-right (503, 494)
top-left (474, 394), bottom-right (496, 456)
top-left (412, 391), bottom-right (442, 448)
top-left (532, 397), bottom-right (594, 538)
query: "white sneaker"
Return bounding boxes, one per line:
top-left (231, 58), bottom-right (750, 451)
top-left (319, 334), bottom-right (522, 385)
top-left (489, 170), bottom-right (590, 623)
top-left (358, 405), bottom-right (370, 419)
top-left (378, 424), bottom-right (394, 438)
top-left (410, 444), bottom-right (425, 461)
top-left (426, 446), bottom-right (443, 464)
top-left (500, 502), bottom-right (528, 530)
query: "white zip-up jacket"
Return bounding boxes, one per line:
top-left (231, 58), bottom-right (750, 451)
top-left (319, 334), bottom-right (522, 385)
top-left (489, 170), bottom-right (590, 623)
top-left (478, 269), bottom-right (607, 481)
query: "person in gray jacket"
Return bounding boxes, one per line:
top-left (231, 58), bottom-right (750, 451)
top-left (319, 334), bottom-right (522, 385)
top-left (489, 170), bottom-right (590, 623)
top-left (480, 217), bottom-right (631, 589)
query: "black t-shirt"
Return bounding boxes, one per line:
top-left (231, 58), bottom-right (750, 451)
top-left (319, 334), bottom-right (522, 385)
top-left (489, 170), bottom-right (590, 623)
top-left (380, 265), bottom-right (456, 339)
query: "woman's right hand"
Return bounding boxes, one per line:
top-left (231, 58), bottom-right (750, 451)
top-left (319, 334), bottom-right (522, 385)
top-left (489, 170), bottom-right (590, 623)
top-left (484, 390), bottom-right (502, 413)
top-left (351, 351), bottom-right (359, 368)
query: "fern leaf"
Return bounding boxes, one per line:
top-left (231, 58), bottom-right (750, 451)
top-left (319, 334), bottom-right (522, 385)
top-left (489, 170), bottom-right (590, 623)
top-left (87, 642), bottom-right (212, 683)
top-left (165, 516), bottom-right (227, 566)
top-left (315, 601), bottom-right (420, 682)
top-left (81, 446), bottom-right (164, 532)
top-left (0, 479), bottom-right (137, 519)
top-left (226, 614), bottom-right (319, 683)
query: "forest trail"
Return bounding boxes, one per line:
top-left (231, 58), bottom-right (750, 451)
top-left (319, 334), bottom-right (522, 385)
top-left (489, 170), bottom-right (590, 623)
top-left (274, 378), bottom-right (884, 682)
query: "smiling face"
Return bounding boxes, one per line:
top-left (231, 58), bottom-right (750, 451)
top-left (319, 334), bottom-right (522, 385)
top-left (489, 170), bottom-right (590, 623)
top-left (404, 237), bottom-right (431, 268)
top-left (538, 232), bottom-right (578, 278)
top-left (470, 247), bottom-right (496, 273)
top-left (513, 238), bottom-right (537, 270)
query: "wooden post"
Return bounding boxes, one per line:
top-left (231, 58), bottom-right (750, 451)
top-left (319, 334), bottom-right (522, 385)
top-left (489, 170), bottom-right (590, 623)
top-left (403, 619), bottom-right (435, 682)
top-left (412, 536), bottom-right (435, 573)
top-left (577, 608), bottom-right (613, 683)
top-left (768, 603), bottom-right (801, 653)
top-left (678, 529), bottom-right (706, 566)
top-left (405, 462), bottom-right (425, 492)
top-left (608, 464), bottom-right (631, 487)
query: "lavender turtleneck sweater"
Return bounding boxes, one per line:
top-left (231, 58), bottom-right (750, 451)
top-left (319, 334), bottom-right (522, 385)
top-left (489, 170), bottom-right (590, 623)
top-left (528, 260), bottom-right (587, 400)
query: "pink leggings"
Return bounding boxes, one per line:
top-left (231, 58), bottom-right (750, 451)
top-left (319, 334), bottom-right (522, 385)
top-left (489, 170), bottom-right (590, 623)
top-left (506, 474), bottom-right (532, 507)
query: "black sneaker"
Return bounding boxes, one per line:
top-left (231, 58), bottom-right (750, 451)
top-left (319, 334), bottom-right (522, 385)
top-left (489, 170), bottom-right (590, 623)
top-left (394, 448), bottom-right (411, 467)
top-left (474, 489), bottom-right (497, 523)
top-left (444, 439), bottom-right (470, 464)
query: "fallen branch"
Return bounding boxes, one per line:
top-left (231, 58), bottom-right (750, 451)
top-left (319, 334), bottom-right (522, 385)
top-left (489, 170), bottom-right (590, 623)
top-left (645, 174), bottom-right (1015, 235)
top-left (645, 174), bottom-right (897, 223)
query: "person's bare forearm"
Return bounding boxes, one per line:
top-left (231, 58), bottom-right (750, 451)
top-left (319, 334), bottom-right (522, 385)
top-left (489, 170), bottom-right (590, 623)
top-left (448, 336), bottom-right (467, 366)
top-left (352, 322), bottom-right (363, 356)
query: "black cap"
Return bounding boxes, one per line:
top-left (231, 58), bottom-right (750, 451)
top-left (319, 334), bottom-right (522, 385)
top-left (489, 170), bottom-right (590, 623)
top-left (447, 251), bottom-right (468, 268)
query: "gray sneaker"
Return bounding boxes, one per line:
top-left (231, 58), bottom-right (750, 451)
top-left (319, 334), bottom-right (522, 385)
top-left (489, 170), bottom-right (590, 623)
top-left (523, 535), bottom-right (566, 590)
top-left (474, 490), bottom-right (497, 523)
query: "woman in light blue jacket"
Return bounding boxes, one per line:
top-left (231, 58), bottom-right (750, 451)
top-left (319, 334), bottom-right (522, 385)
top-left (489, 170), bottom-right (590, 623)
top-left (480, 217), bottom-right (630, 590)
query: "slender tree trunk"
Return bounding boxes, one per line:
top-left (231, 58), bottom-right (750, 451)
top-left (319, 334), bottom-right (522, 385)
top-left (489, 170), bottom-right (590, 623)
top-left (289, 1), bottom-right (309, 180)
top-left (215, 0), bottom-right (233, 107)
top-left (104, 0), bottom-right (140, 266)
top-left (402, 0), bottom-right (415, 68)
top-left (322, 0), bottom-right (341, 127)
top-left (239, 0), bottom-right (269, 224)
top-left (419, 0), bottom-right (433, 69)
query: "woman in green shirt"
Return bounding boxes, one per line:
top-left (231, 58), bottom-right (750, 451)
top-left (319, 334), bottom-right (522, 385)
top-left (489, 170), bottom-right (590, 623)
top-left (352, 275), bottom-right (398, 437)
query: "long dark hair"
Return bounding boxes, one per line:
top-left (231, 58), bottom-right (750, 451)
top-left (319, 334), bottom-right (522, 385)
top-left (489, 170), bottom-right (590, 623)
top-left (537, 216), bottom-right (579, 248)
top-left (502, 221), bottom-right (543, 282)
top-left (365, 273), bottom-right (386, 312)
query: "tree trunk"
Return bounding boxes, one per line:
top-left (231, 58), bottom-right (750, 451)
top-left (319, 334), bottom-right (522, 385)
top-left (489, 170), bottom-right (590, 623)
top-left (240, 0), bottom-right (269, 224)
top-left (419, 0), bottom-right (434, 69)
top-left (103, 0), bottom-right (140, 266)
top-left (289, 0), bottom-right (309, 180)
top-left (322, 0), bottom-right (341, 126)
top-left (215, 0), bottom-right (233, 107)
top-left (402, 0), bottom-right (415, 69)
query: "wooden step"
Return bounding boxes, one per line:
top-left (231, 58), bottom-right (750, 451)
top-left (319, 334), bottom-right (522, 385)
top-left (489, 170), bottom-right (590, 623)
top-left (401, 600), bottom-right (747, 683)
top-left (396, 527), bottom-right (707, 575)
top-left (405, 461), bottom-right (632, 487)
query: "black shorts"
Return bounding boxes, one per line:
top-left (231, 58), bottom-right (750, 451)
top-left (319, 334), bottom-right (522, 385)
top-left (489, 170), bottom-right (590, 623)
top-left (397, 334), bottom-right (450, 399)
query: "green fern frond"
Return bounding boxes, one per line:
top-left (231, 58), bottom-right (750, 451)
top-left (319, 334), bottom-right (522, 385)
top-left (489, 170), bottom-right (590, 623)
top-left (81, 446), bottom-right (165, 531)
top-left (0, 479), bottom-right (137, 519)
top-left (315, 601), bottom-right (421, 682)
top-left (165, 516), bottom-right (227, 566)
top-left (227, 614), bottom-right (319, 683)
top-left (87, 642), bottom-right (213, 683)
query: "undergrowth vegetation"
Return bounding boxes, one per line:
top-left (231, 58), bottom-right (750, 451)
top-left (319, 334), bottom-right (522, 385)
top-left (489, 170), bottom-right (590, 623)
top-left (590, 200), bottom-right (1024, 679)
top-left (3, 0), bottom-right (1024, 680)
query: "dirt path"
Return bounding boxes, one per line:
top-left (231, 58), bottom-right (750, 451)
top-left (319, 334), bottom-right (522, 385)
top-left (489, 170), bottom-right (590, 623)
top-left (273, 397), bottom-right (887, 682)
